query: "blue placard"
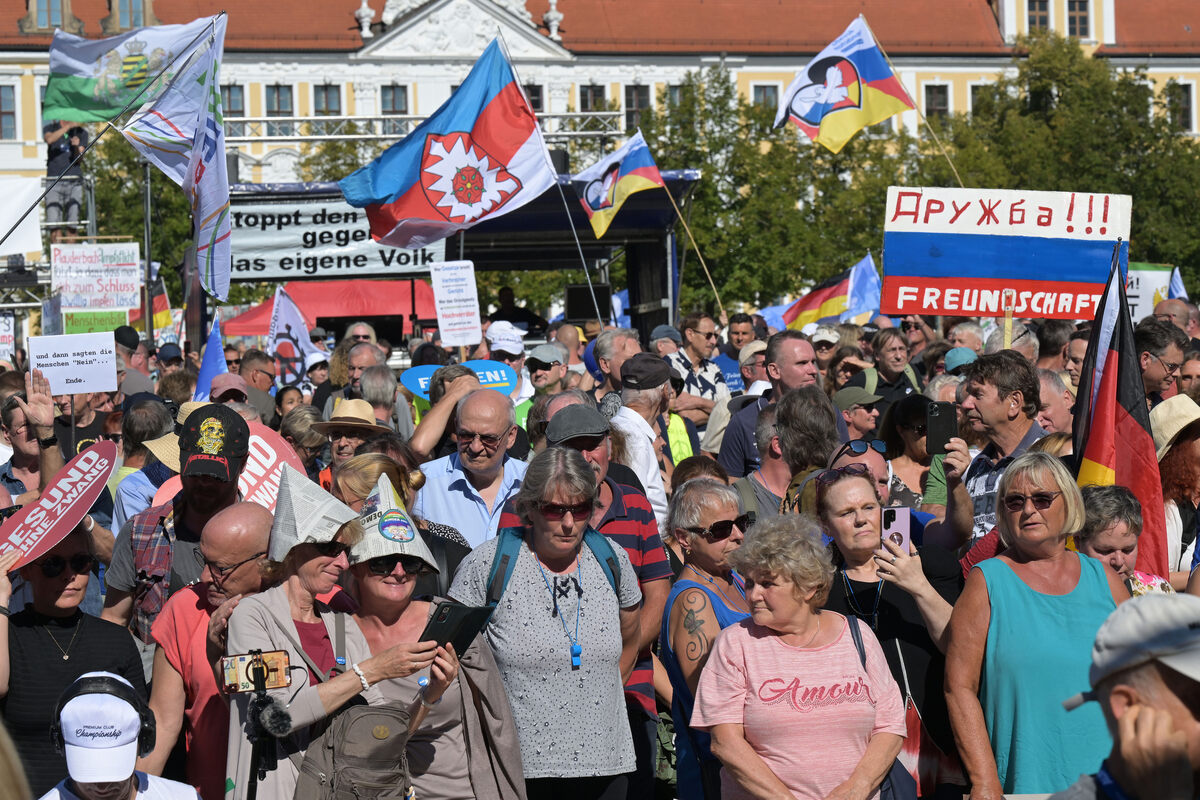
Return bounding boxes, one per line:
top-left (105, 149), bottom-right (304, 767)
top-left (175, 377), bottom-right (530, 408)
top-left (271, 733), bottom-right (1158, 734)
top-left (712, 353), bottom-right (743, 394)
top-left (400, 364), bottom-right (441, 401)
top-left (400, 360), bottom-right (519, 401)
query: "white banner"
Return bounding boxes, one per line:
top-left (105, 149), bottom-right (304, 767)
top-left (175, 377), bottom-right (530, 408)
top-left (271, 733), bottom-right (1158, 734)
top-left (0, 178), bottom-right (44, 258)
top-left (51, 242), bottom-right (141, 310)
top-left (28, 332), bottom-right (118, 394)
top-left (230, 198), bottom-right (445, 281)
top-left (267, 287), bottom-right (322, 385)
top-left (430, 260), bottom-right (482, 346)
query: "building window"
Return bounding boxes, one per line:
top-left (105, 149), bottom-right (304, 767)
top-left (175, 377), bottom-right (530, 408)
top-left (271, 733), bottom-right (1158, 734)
top-left (624, 84), bottom-right (649, 131)
top-left (867, 118), bottom-right (893, 136)
top-left (924, 84), bottom-right (949, 119)
top-left (666, 84), bottom-right (683, 106)
top-left (579, 85), bottom-right (605, 112)
top-left (381, 84), bottom-right (408, 135)
top-left (0, 87), bottom-right (15, 140)
top-left (523, 84), bottom-right (543, 113)
top-left (265, 85), bottom-right (293, 136)
top-left (314, 85), bottom-right (340, 116)
top-left (1068, 0), bottom-right (1089, 37)
top-left (221, 85), bottom-right (244, 136)
top-left (1027, 0), bottom-right (1049, 30)
top-left (118, 0), bottom-right (142, 28)
top-left (1168, 83), bottom-right (1194, 132)
top-left (752, 84), bottom-right (779, 108)
top-left (37, 0), bottom-right (62, 28)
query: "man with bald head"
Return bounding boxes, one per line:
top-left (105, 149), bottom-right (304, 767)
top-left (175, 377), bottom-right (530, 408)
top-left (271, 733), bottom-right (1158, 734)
top-left (140, 502), bottom-right (272, 798)
top-left (414, 389), bottom-right (528, 547)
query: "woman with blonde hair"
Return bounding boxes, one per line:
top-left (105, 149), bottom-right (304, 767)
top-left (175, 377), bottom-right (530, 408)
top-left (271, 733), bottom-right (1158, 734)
top-left (945, 451), bottom-right (1129, 797)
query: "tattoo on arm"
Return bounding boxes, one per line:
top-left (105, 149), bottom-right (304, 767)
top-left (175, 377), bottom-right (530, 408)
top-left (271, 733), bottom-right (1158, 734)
top-left (682, 591), bottom-right (711, 663)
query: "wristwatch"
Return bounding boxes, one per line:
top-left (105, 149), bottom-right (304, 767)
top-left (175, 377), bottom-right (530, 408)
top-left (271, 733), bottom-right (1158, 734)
top-left (37, 434), bottom-right (58, 449)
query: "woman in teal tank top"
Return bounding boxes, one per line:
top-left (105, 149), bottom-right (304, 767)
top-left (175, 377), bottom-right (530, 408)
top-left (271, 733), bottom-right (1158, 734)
top-left (946, 453), bottom-right (1128, 797)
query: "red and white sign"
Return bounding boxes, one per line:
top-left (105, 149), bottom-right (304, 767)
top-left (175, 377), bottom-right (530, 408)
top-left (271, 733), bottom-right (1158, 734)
top-left (152, 422), bottom-right (303, 512)
top-left (1, 442), bottom-right (118, 569)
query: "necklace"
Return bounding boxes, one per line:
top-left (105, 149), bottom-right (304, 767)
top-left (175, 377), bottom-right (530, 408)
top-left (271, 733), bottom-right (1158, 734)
top-left (796, 612), bottom-right (822, 648)
top-left (840, 568), bottom-right (884, 630)
top-left (44, 618), bottom-right (82, 661)
top-left (685, 563), bottom-right (746, 609)
top-left (535, 557), bottom-right (583, 670)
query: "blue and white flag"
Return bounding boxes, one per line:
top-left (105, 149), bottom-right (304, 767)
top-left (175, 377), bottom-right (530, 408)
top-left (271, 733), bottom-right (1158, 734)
top-left (842, 252), bottom-right (882, 323)
top-left (193, 312), bottom-right (226, 401)
top-left (1170, 266), bottom-right (1189, 301)
top-left (121, 15), bottom-right (231, 301)
top-left (268, 287), bottom-right (321, 386)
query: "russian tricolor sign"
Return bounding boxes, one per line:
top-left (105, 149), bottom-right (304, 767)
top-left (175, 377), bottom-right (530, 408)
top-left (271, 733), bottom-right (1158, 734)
top-left (881, 187), bottom-right (1131, 320)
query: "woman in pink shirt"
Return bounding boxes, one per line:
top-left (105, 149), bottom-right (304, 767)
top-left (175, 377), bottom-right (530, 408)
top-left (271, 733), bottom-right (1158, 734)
top-left (692, 514), bottom-right (907, 800)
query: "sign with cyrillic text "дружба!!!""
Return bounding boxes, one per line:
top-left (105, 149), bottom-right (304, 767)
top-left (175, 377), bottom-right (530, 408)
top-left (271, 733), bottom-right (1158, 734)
top-left (881, 187), bottom-right (1131, 320)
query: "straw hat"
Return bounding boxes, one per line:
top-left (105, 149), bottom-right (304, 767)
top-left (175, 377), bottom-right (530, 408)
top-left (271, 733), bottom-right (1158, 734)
top-left (311, 398), bottom-right (392, 437)
top-left (1150, 393), bottom-right (1200, 461)
top-left (144, 400), bottom-right (212, 473)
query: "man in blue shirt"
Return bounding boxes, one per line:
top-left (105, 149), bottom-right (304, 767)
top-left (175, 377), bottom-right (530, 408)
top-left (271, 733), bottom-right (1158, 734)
top-left (414, 389), bottom-right (527, 548)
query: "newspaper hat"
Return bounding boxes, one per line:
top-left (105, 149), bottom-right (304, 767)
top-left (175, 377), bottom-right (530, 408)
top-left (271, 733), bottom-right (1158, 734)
top-left (268, 463), bottom-right (358, 561)
top-left (349, 473), bottom-right (438, 572)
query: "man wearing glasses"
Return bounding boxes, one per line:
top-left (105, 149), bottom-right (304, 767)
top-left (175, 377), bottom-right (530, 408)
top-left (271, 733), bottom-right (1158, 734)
top-left (141, 502), bottom-right (272, 800)
top-left (414, 389), bottom-right (527, 548)
top-left (223, 345), bottom-right (241, 374)
top-left (664, 312), bottom-right (728, 431)
top-left (1135, 318), bottom-right (1189, 411)
top-left (103, 405), bottom-right (250, 677)
top-left (833, 386), bottom-right (882, 441)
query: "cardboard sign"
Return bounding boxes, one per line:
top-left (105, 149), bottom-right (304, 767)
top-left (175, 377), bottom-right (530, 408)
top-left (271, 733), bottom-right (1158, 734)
top-left (151, 422), bottom-right (303, 512)
top-left (29, 332), bottom-right (118, 394)
top-left (400, 360), bottom-right (520, 402)
top-left (429, 261), bottom-right (482, 346)
top-left (51, 242), bottom-right (140, 311)
top-left (63, 310), bottom-right (129, 335)
top-left (881, 187), bottom-right (1132, 319)
top-left (0, 442), bottom-right (118, 569)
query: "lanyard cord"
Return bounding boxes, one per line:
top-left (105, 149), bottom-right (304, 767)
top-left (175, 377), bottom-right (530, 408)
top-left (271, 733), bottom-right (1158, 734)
top-left (840, 568), bottom-right (884, 630)
top-left (535, 556), bottom-right (583, 669)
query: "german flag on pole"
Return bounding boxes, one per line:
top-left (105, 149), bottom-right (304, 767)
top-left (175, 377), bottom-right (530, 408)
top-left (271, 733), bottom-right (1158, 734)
top-left (1073, 245), bottom-right (1167, 577)
top-left (783, 269), bottom-right (852, 330)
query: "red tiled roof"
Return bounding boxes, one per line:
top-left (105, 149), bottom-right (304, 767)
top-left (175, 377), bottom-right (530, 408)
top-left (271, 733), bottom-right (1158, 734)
top-left (1098, 0), bottom-right (1200, 55)
top-left (523, 0), bottom-right (1010, 56)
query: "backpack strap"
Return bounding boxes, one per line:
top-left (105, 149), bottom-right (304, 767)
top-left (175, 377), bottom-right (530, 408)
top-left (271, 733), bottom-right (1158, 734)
top-left (863, 368), bottom-right (878, 396)
top-left (583, 528), bottom-right (621, 599)
top-left (734, 477), bottom-right (759, 524)
top-left (275, 615), bottom-right (342, 683)
top-left (846, 613), bottom-right (867, 669)
top-left (485, 527), bottom-right (525, 606)
top-left (903, 364), bottom-right (921, 393)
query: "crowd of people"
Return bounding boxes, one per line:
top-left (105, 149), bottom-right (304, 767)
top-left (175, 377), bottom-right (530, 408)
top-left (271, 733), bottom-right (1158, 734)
top-left (3, 298), bottom-right (1200, 800)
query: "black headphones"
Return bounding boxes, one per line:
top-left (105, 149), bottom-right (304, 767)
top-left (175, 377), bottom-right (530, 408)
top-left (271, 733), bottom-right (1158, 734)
top-left (49, 674), bottom-right (156, 758)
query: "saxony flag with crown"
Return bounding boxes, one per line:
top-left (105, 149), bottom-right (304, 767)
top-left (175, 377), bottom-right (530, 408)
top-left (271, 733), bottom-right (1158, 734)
top-left (774, 15), bottom-right (914, 154)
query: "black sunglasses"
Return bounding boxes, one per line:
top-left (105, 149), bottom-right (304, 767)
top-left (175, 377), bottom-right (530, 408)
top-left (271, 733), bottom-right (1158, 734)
top-left (37, 553), bottom-right (95, 578)
top-left (685, 513), bottom-right (752, 542)
top-left (539, 500), bottom-right (594, 521)
top-left (832, 439), bottom-right (887, 462)
top-left (365, 554), bottom-right (432, 577)
top-left (226, 358), bottom-right (240, 366)
top-left (1001, 491), bottom-right (1062, 513)
top-left (312, 541), bottom-right (351, 558)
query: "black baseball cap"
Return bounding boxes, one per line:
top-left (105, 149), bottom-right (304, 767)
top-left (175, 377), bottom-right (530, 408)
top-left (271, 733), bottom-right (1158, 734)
top-left (620, 353), bottom-right (671, 390)
top-left (114, 326), bottom-right (139, 351)
top-left (178, 404), bottom-right (249, 482)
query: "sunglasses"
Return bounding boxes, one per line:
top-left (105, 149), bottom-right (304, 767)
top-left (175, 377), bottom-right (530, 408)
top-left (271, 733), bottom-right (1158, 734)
top-left (685, 513), bottom-right (752, 542)
top-left (312, 540), bottom-right (351, 559)
top-left (365, 554), bottom-right (432, 577)
top-left (37, 553), bottom-right (95, 578)
top-left (226, 358), bottom-right (240, 366)
top-left (815, 462), bottom-right (870, 486)
top-left (100, 432), bottom-right (123, 443)
top-left (352, 334), bottom-right (372, 341)
top-left (1001, 491), bottom-right (1062, 513)
top-left (832, 439), bottom-right (887, 462)
top-left (193, 549), bottom-right (266, 580)
top-left (539, 500), bottom-right (594, 521)
top-left (904, 422), bottom-right (928, 436)
top-left (527, 359), bottom-right (561, 373)
top-left (457, 426), bottom-right (512, 450)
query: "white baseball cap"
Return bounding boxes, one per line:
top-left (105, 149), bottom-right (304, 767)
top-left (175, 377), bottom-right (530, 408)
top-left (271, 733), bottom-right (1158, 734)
top-left (60, 672), bottom-right (142, 783)
top-left (349, 473), bottom-right (438, 572)
top-left (1064, 593), bottom-right (1200, 710)
top-left (485, 321), bottom-right (527, 355)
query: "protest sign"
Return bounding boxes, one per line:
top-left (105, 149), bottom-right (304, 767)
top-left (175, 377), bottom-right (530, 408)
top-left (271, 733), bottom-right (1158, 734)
top-left (151, 422), bottom-right (303, 512)
top-left (0, 442), bottom-right (117, 569)
top-left (29, 332), bottom-right (118, 394)
top-left (230, 198), bottom-right (445, 281)
top-left (429, 261), bottom-right (483, 346)
top-left (51, 243), bottom-right (141, 310)
top-left (400, 359), bottom-right (519, 402)
top-left (1126, 262), bottom-right (1174, 321)
top-left (881, 187), bottom-right (1132, 319)
top-left (63, 310), bottom-right (129, 335)
top-left (712, 353), bottom-right (744, 393)
top-left (0, 313), bottom-right (14, 364)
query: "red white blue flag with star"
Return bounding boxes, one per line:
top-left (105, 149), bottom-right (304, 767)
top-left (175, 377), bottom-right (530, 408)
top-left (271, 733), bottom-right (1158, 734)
top-left (339, 39), bottom-right (556, 248)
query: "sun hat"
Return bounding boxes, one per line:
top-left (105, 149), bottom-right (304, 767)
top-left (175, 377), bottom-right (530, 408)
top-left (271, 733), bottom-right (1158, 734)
top-left (144, 400), bottom-right (213, 473)
top-left (311, 398), bottom-right (392, 438)
top-left (1150, 393), bottom-right (1200, 461)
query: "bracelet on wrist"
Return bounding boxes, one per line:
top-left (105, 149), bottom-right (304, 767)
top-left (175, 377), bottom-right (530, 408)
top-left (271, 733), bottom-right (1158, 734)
top-left (0, 604), bottom-right (9, 617)
top-left (419, 687), bottom-right (442, 709)
top-left (351, 663), bottom-right (370, 691)
top-left (37, 434), bottom-right (58, 449)
top-left (83, 515), bottom-right (95, 534)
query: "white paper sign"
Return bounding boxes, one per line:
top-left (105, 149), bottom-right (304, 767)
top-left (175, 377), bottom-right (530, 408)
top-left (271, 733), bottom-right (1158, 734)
top-left (29, 332), bottom-right (118, 394)
top-left (51, 243), bottom-right (141, 310)
top-left (429, 260), bottom-right (482, 346)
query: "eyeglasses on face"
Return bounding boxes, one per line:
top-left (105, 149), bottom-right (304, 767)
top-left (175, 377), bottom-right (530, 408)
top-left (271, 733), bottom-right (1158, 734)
top-left (366, 554), bottom-right (432, 577)
top-left (100, 433), bottom-right (122, 443)
top-left (815, 462), bottom-right (870, 487)
top-left (352, 334), bottom-right (372, 341)
top-left (690, 329), bottom-right (717, 340)
top-left (312, 540), bottom-right (351, 559)
top-left (1151, 352), bottom-right (1182, 375)
top-left (226, 358), bottom-right (240, 366)
top-left (903, 422), bottom-right (928, 436)
top-left (457, 426), bottom-right (512, 450)
top-left (193, 549), bottom-right (266, 581)
top-left (1001, 491), bottom-right (1062, 513)
top-left (538, 500), bottom-right (594, 521)
top-left (253, 368), bottom-right (276, 382)
top-left (37, 553), bottom-right (95, 578)
top-left (685, 513), bottom-right (752, 542)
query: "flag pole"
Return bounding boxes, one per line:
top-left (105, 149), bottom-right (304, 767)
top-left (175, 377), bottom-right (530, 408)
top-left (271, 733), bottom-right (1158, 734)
top-left (857, 14), bottom-right (965, 189)
top-left (142, 160), bottom-right (154, 344)
top-left (661, 184), bottom-right (725, 320)
top-left (0, 14), bottom-right (223, 249)
top-left (494, 30), bottom-right (608, 325)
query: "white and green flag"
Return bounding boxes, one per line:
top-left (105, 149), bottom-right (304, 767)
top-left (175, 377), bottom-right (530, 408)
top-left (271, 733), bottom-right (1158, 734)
top-left (43, 18), bottom-right (212, 122)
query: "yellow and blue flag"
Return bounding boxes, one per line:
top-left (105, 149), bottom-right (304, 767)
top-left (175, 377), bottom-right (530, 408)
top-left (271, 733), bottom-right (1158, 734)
top-left (774, 15), bottom-right (914, 154)
top-left (571, 130), bottom-right (665, 238)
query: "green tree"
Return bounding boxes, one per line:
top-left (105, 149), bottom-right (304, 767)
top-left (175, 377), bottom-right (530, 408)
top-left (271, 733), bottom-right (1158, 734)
top-left (296, 122), bottom-right (385, 182)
